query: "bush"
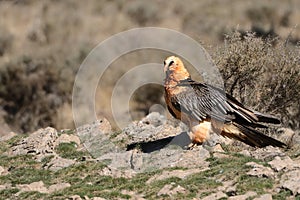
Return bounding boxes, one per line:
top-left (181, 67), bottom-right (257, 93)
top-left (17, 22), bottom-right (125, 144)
top-left (0, 27), bottom-right (13, 56)
top-left (213, 31), bottom-right (300, 129)
top-left (125, 0), bottom-right (160, 26)
top-left (0, 56), bottom-right (72, 133)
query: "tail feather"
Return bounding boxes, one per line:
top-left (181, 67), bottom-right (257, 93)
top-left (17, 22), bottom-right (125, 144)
top-left (253, 111), bottom-right (281, 124)
top-left (222, 123), bottom-right (286, 148)
top-left (226, 94), bottom-right (280, 125)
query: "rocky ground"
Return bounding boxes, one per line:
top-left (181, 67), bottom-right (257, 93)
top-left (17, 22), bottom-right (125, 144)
top-left (0, 112), bottom-right (300, 200)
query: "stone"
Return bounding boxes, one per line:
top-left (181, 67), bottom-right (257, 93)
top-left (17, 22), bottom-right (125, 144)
top-left (90, 198), bottom-right (106, 200)
top-left (290, 130), bottom-right (300, 147)
top-left (68, 195), bottom-right (82, 200)
top-left (239, 150), bottom-right (251, 157)
top-left (212, 144), bottom-right (230, 159)
top-left (277, 128), bottom-right (295, 147)
top-left (213, 152), bottom-right (231, 158)
top-left (204, 132), bottom-right (233, 147)
top-left (10, 127), bottom-right (58, 160)
top-left (170, 185), bottom-right (187, 195)
top-left (140, 112), bottom-right (166, 127)
top-left (202, 191), bottom-right (227, 200)
top-left (216, 180), bottom-right (236, 195)
top-left (79, 113), bottom-right (211, 174)
top-left (0, 184), bottom-right (11, 190)
top-left (98, 166), bottom-right (136, 178)
top-left (253, 193), bottom-right (272, 200)
top-left (45, 156), bottom-right (76, 171)
top-left (97, 146), bottom-right (210, 173)
top-left (226, 185), bottom-right (237, 196)
top-left (123, 112), bottom-right (187, 148)
top-left (268, 156), bottom-right (299, 172)
top-left (76, 119), bottom-right (117, 158)
top-left (228, 191), bottom-right (257, 200)
top-left (157, 183), bottom-right (187, 196)
top-left (17, 181), bottom-right (48, 193)
top-left (97, 118), bottom-right (112, 134)
top-left (48, 182), bottom-right (71, 193)
top-left (248, 146), bottom-right (285, 161)
top-left (280, 169), bottom-right (300, 195)
top-left (157, 184), bottom-right (173, 196)
top-left (246, 162), bottom-right (274, 178)
top-left (0, 166), bottom-right (8, 176)
top-left (212, 144), bottom-right (225, 152)
top-left (83, 196), bottom-right (89, 200)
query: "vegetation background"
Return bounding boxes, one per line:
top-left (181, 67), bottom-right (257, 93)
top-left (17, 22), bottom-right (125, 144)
top-left (0, 0), bottom-right (299, 134)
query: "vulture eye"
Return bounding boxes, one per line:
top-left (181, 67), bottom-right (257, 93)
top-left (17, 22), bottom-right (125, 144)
top-left (168, 60), bottom-right (174, 66)
top-left (163, 61), bottom-right (166, 65)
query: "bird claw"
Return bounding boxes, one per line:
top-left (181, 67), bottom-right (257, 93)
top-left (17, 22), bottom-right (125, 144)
top-left (185, 142), bottom-right (198, 150)
top-left (185, 142), bottom-right (213, 151)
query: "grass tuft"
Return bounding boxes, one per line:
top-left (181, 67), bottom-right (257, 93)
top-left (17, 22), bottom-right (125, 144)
top-left (55, 142), bottom-right (89, 160)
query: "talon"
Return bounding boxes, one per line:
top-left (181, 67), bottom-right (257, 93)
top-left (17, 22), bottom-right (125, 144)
top-left (186, 142), bottom-right (198, 150)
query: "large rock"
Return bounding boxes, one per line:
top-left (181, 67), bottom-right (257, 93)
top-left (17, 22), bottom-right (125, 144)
top-left (0, 184), bottom-right (11, 191)
top-left (157, 183), bottom-right (187, 197)
top-left (217, 180), bottom-right (237, 196)
top-left (242, 146), bottom-right (285, 161)
top-left (81, 113), bottom-right (212, 173)
top-left (277, 128), bottom-right (297, 147)
top-left (9, 127), bottom-right (58, 160)
top-left (48, 182), bottom-right (71, 193)
top-left (76, 119), bottom-right (117, 158)
top-left (246, 162), bottom-right (274, 178)
top-left (97, 146), bottom-right (210, 173)
top-left (280, 169), bottom-right (300, 195)
top-left (98, 166), bottom-right (136, 178)
top-left (44, 156), bottom-right (76, 171)
top-left (123, 112), bottom-right (186, 146)
top-left (68, 195), bottom-right (83, 200)
top-left (0, 166), bottom-right (9, 176)
top-left (253, 194), bottom-right (272, 200)
top-left (268, 156), bottom-right (300, 172)
top-left (17, 181), bottom-right (49, 194)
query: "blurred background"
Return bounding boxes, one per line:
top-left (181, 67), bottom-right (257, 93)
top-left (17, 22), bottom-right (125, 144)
top-left (0, 0), bottom-right (299, 134)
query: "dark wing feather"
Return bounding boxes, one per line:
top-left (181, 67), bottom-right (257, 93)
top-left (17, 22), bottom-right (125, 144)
top-left (171, 82), bottom-right (232, 122)
top-left (171, 80), bottom-right (262, 125)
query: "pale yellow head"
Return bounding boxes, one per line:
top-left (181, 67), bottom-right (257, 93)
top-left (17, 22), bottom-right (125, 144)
top-left (164, 56), bottom-right (190, 82)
